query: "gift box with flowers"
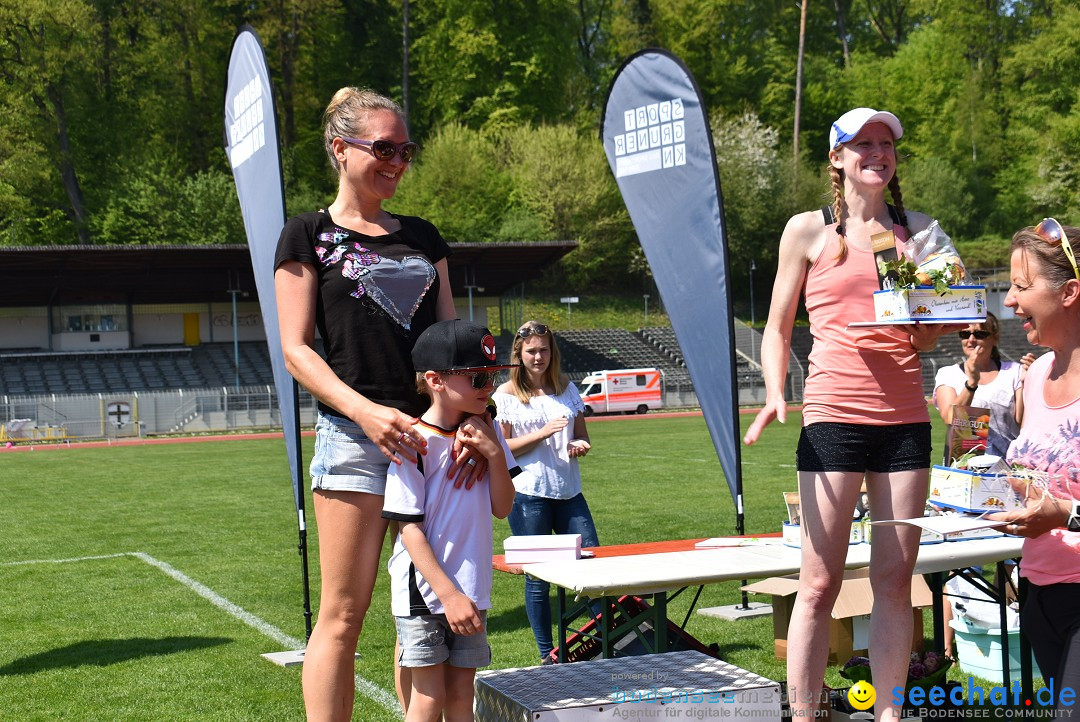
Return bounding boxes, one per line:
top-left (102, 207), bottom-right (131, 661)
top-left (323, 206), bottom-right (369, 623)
top-left (872, 222), bottom-right (986, 323)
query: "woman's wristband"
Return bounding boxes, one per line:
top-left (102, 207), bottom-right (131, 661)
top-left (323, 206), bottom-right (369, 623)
top-left (964, 381), bottom-right (978, 393)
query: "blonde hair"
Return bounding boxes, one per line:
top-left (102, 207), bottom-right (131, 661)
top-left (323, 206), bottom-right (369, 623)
top-left (508, 321), bottom-right (567, 404)
top-left (1012, 223), bottom-right (1080, 290)
top-left (827, 154), bottom-right (909, 262)
top-left (322, 87), bottom-right (404, 173)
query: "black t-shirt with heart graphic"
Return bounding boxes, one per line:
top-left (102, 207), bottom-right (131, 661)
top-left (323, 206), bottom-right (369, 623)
top-left (274, 210), bottom-right (452, 418)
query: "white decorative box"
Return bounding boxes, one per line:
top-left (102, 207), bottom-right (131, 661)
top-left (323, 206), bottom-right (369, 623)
top-left (873, 285), bottom-right (987, 322)
top-left (928, 465), bottom-right (1024, 514)
top-left (503, 534), bottom-right (582, 564)
top-left (475, 650), bottom-right (781, 722)
top-left (783, 521), bottom-right (863, 548)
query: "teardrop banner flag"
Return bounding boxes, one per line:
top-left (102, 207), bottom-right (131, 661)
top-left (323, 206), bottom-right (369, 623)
top-left (600, 49), bottom-right (744, 530)
top-left (225, 25), bottom-right (313, 645)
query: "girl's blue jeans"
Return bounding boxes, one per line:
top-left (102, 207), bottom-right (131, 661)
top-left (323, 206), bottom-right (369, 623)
top-left (507, 491), bottom-right (600, 660)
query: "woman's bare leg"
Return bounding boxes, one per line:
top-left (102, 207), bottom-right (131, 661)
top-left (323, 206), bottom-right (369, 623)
top-left (787, 470), bottom-right (865, 719)
top-left (302, 490), bottom-right (389, 722)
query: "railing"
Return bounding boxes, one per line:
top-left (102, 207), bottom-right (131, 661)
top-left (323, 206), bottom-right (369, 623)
top-left (0, 386), bottom-right (319, 444)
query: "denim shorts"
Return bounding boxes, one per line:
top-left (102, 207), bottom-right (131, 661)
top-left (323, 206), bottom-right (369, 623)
top-left (395, 611), bottom-right (491, 669)
top-left (796, 421), bottom-right (931, 473)
top-left (309, 412), bottom-right (390, 494)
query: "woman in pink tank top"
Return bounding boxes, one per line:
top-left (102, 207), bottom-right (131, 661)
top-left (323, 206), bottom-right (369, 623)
top-left (988, 219), bottom-right (1080, 713)
top-left (744, 108), bottom-right (958, 721)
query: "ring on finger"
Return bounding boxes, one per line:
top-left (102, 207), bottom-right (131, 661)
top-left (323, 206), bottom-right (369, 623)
top-left (466, 458), bottom-right (478, 467)
top-left (398, 431), bottom-right (406, 443)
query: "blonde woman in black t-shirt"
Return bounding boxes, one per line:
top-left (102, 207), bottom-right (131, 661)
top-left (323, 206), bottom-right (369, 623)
top-left (274, 87), bottom-right (469, 721)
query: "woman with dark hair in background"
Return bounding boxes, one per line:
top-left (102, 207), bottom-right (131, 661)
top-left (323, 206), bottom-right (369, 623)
top-left (934, 311), bottom-right (1035, 459)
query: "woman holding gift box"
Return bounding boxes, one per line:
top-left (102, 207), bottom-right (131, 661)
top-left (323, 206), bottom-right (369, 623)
top-left (988, 218), bottom-right (1080, 714)
top-left (744, 107), bottom-right (958, 721)
top-left (934, 311), bottom-right (1036, 459)
top-left (493, 321), bottom-right (599, 663)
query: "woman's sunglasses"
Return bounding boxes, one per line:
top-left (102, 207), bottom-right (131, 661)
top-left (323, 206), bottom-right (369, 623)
top-left (516, 324), bottom-right (549, 339)
top-left (340, 137), bottom-right (419, 163)
top-left (1034, 217), bottom-right (1080, 280)
top-left (440, 369), bottom-right (498, 390)
top-left (958, 330), bottom-right (991, 340)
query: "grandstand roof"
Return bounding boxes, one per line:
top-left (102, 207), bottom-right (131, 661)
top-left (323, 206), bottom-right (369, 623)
top-left (0, 241), bottom-right (577, 306)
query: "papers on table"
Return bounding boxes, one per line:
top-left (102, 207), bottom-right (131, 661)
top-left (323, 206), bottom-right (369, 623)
top-left (871, 515), bottom-right (1008, 535)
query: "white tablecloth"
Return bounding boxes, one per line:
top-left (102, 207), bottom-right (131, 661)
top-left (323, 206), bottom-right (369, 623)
top-left (521, 537), bottom-right (1024, 599)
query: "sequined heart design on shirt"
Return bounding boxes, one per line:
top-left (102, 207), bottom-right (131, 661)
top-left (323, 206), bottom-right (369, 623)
top-left (354, 256), bottom-right (436, 330)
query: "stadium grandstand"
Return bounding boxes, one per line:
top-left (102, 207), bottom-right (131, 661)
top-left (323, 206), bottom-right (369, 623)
top-left (0, 247), bottom-right (1033, 441)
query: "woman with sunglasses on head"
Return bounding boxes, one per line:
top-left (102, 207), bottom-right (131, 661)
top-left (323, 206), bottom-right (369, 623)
top-left (987, 219), bottom-right (1080, 716)
top-left (744, 108), bottom-right (959, 722)
top-left (933, 312), bottom-right (1036, 459)
top-left (492, 322), bottom-right (600, 664)
top-left (274, 87), bottom-right (473, 721)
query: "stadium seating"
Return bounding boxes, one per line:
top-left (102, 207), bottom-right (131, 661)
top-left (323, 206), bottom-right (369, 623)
top-left (0, 319), bottom-right (1037, 399)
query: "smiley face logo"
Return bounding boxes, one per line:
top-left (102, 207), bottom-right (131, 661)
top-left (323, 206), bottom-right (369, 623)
top-left (848, 681), bottom-right (876, 711)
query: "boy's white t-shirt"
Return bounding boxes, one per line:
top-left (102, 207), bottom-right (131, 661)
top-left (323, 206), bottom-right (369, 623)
top-left (382, 419), bottom-right (515, 617)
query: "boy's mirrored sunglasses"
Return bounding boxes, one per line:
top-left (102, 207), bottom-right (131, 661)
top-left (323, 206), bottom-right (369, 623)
top-left (1034, 217), bottom-right (1080, 280)
top-left (340, 137), bottom-right (419, 163)
top-left (516, 324), bottom-right (549, 339)
top-left (958, 330), bottom-right (991, 340)
top-left (440, 369), bottom-right (498, 389)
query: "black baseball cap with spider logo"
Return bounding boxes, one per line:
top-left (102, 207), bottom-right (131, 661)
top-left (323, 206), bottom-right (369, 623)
top-left (411, 320), bottom-right (514, 373)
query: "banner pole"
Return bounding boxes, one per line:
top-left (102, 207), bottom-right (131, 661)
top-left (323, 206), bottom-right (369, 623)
top-left (291, 380), bottom-right (313, 640)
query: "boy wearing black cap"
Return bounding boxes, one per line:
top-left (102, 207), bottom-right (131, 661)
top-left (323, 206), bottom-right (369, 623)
top-left (382, 319), bottom-right (517, 722)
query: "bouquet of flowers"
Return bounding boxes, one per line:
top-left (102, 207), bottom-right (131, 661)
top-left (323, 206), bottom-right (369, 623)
top-left (878, 221), bottom-right (967, 294)
top-left (840, 651), bottom-right (954, 691)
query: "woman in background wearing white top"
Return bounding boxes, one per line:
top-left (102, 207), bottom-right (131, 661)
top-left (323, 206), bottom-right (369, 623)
top-left (493, 321), bottom-right (599, 663)
top-left (933, 311), bottom-right (1035, 459)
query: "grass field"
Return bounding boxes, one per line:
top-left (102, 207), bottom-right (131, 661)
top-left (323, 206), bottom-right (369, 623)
top-left (1, 409), bottom-right (1018, 720)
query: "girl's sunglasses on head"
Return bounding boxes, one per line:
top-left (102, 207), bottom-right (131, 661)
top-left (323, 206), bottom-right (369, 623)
top-left (341, 137), bottom-right (419, 163)
top-left (1034, 217), bottom-right (1080, 280)
top-left (441, 369), bottom-right (497, 390)
top-left (958, 330), bottom-right (991, 340)
top-left (517, 324), bottom-right (549, 339)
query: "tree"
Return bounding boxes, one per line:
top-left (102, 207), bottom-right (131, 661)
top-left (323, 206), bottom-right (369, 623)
top-left (409, 0), bottom-right (581, 131)
top-left (0, 0), bottom-right (99, 243)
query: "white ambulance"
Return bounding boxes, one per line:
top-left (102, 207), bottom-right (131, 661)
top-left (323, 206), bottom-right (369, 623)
top-left (577, 368), bottom-right (664, 416)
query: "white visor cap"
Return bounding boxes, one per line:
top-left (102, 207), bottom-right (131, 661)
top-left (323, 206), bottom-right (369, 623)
top-left (829, 108), bottom-right (903, 151)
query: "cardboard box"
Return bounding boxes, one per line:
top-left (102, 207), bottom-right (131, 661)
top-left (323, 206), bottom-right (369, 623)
top-left (475, 650), bottom-right (781, 721)
top-left (928, 465), bottom-right (1024, 514)
top-left (873, 285), bottom-right (986, 323)
top-left (742, 569), bottom-right (932, 664)
top-left (503, 534), bottom-right (581, 564)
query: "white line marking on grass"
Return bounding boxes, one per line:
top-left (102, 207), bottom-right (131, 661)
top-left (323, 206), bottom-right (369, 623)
top-left (3, 551), bottom-right (401, 716)
top-left (602, 453), bottom-right (713, 463)
top-left (2, 552), bottom-right (131, 566)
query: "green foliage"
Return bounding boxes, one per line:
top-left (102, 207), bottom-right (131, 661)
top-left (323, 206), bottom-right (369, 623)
top-left (410, 0), bottom-right (580, 132)
top-left (955, 236), bottom-right (1012, 271)
top-left (0, 0), bottom-right (1076, 294)
top-left (901, 156), bottom-right (976, 238)
top-left (711, 111), bottom-right (805, 272)
top-left (389, 124), bottom-right (516, 241)
top-left (90, 156), bottom-right (243, 245)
